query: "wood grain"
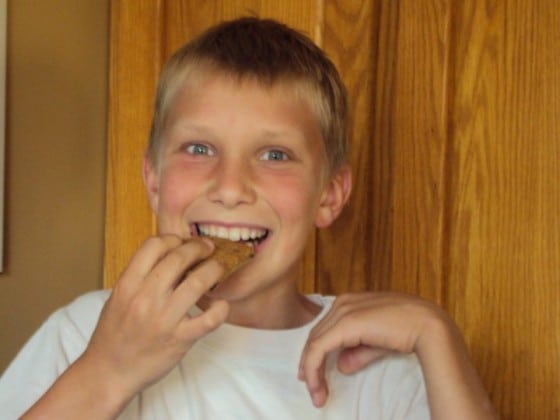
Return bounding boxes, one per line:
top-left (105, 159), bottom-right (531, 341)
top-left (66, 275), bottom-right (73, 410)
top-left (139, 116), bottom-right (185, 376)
top-left (388, 0), bottom-right (452, 303)
top-left (447, 1), bottom-right (560, 417)
top-left (103, 1), bottom-right (163, 288)
top-left (317, 0), bottom-right (383, 294)
top-left (104, 1), bottom-right (560, 417)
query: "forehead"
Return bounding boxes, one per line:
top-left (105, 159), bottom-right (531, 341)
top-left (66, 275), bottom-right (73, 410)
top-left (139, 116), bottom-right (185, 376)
top-left (165, 73), bottom-right (323, 142)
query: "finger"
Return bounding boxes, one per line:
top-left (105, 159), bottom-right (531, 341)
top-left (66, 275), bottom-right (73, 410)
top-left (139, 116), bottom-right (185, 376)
top-left (163, 258), bottom-right (225, 325)
top-left (308, 293), bottom-right (374, 341)
top-left (143, 238), bottom-right (215, 296)
top-left (337, 345), bottom-right (390, 374)
top-left (299, 313), bottom-right (364, 382)
top-left (301, 298), bottom-right (374, 375)
top-left (298, 356), bottom-right (329, 408)
top-left (125, 235), bottom-right (185, 278)
top-left (299, 326), bottom-right (357, 408)
top-left (175, 299), bottom-right (230, 341)
top-left (113, 235), bottom-right (187, 298)
top-left (309, 364), bottom-right (328, 407)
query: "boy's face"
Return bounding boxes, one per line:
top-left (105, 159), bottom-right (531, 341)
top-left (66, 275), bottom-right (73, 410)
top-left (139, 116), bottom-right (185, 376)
top-left (144, 74), bottom-right (349, 308)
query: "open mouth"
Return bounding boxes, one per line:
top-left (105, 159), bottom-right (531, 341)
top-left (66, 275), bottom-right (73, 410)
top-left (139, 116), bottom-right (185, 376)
top-left (193, 223), bottom-right (270, 248)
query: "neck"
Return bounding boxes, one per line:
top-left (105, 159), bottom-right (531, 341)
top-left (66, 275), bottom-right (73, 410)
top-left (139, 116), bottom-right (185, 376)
top-left (198, 288), bottom-right (322, 329)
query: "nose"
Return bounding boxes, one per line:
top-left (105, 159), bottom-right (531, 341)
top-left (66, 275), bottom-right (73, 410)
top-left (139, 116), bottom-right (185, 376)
top-left (206, 158), bottom-right (257, 208)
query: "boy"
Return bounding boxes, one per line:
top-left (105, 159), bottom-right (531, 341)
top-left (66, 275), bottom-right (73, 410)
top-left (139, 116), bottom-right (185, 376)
top-left (0, 17), bottom-right (495, 419)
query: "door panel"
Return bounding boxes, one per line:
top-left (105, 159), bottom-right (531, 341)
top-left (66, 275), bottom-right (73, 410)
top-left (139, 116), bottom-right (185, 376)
top-left (104, 1), bottom-right (560, 417)
top-left (446, 1), bottom-right (560, 417)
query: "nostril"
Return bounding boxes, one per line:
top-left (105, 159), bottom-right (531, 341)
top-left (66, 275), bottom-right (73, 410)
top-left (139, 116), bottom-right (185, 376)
top-left (207, 168), bottom-right (256, 207)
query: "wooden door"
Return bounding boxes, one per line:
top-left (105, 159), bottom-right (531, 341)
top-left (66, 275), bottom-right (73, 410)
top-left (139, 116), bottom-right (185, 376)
top-left (104, 1), bottom-right (560, 418)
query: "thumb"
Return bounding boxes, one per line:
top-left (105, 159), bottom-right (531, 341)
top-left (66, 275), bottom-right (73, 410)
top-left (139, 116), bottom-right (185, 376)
top-left (337, 345), bottom-right (390, 374)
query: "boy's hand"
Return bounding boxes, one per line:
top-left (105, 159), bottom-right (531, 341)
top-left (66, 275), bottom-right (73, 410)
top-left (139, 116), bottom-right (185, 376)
top-left (298, 292), bottom-right (449, 408)
top-left (80, 235), bottom-right (229, 409)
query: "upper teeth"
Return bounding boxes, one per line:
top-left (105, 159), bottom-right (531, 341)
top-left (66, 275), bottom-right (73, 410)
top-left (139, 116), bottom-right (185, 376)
top-left (197, 224), bottom-right (267, 242)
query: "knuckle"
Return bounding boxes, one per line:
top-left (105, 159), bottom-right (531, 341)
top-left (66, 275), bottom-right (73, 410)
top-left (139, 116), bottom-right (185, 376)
top-left (111, 279), bottom-right (129, 299)
top-left (143, 235), bottom-right (165, 249)
top-left (332, 301), bottom-right (353, 318)
top-left (202, 312), bottom-right (221, 330)
top-left (204, 259), bottom-right (225, 276)
top-left (305, 338), bottom-right (323, 356)
top-left (127, 294), bottom-right (151, 322)
top-left (185, 238), bottom-right (213, 257)
top-left (144, 235), bottom-right (182, 253)
top-left (332, 292), bottom-right (362, 313)
top-left (191, 259), bottom-right (224, 281)
top-left (332, 293), bottom-right (351, 308)
top-left (186, 272), bottom-right (210, 294)
top-left (153, 316), bottom-right (173, 338)
top-left (166, 248), bottom-right (187, 267)
top-left (201, 302), bottom-right (228, 331)
top-left (336, 292), bottom-right (359, 304)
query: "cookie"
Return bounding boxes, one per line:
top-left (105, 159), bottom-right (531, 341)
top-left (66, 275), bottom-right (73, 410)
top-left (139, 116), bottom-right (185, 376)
top-left (209, 237), bottom-right (254, 278)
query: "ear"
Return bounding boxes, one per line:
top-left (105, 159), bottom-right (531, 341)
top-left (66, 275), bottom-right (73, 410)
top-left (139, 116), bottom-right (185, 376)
top-left (142, 155), bottom-right (160, 213)
top-left (315, 164), bottom-right (352, 228)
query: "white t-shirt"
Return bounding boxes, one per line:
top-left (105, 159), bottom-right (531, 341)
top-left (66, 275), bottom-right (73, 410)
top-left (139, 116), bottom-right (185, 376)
top-left (0, 290), bottom-right (430, 419)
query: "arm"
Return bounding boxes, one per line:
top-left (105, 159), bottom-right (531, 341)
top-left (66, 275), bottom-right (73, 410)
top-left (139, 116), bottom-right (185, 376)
top-left (21, 235), bottom-right (228, 420)
top-left (298, 292), bottom-right (496, 419)
top-left (414, 310), bottom-right (495, 419)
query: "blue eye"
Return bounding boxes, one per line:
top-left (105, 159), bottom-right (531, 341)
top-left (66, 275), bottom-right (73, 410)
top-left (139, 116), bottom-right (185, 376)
top-left (261, 149), bottom-right (289, 161)
top-left (185, 143), bottom-right (214, 156)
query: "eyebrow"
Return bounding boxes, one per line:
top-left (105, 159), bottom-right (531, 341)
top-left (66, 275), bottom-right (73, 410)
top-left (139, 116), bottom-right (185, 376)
top-left (171, 120), bottom-right (302, 142)
top-left (170, 122), bottom-right (212, 134)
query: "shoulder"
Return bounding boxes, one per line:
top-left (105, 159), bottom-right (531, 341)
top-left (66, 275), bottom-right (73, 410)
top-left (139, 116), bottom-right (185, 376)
top-left (0, 290), bottom-right (112, 417)
top-left (59, 289), bottom-right (111, 322)
top-left (326, 350), bottom-right (427, 417)
top-left (44, 289), bottom-right (111, 344)
top-left (369, 354), bottom-right (427, 410)
top-left (378, 353), bottom-right (424, 382)
top-left (9, 289), bottom-right (111, 372)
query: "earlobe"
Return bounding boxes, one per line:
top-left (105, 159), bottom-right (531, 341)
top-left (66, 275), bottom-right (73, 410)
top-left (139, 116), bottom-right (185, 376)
top-left (315, 165), bottom-right (352, 228)
top-left (143, 155), bottom-right (160, 213)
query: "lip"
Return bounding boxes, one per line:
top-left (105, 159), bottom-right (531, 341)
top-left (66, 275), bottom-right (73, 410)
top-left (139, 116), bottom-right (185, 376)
top-left (190, 221), bottom-right (271, 253)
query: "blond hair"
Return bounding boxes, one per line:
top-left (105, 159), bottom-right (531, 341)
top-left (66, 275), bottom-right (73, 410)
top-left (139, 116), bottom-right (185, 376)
top-left (147, 17), bottom-right (348, 174)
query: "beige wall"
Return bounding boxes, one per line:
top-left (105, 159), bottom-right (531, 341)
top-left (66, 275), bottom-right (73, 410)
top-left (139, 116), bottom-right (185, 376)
top-left (0, 0), bottom-right (108, 371)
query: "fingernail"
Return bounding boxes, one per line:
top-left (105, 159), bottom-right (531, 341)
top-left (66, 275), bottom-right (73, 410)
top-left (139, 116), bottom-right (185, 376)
top-left (312, 392), bottom-right (323, 407)
top-left (200, 237), bottom-right (215, 249)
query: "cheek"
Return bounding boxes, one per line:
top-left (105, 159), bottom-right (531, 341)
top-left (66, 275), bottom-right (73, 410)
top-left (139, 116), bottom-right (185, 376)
top-left (262, 174), bottom-right (320, 224)
top-left (156, 166), bottom-right (201, 219)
